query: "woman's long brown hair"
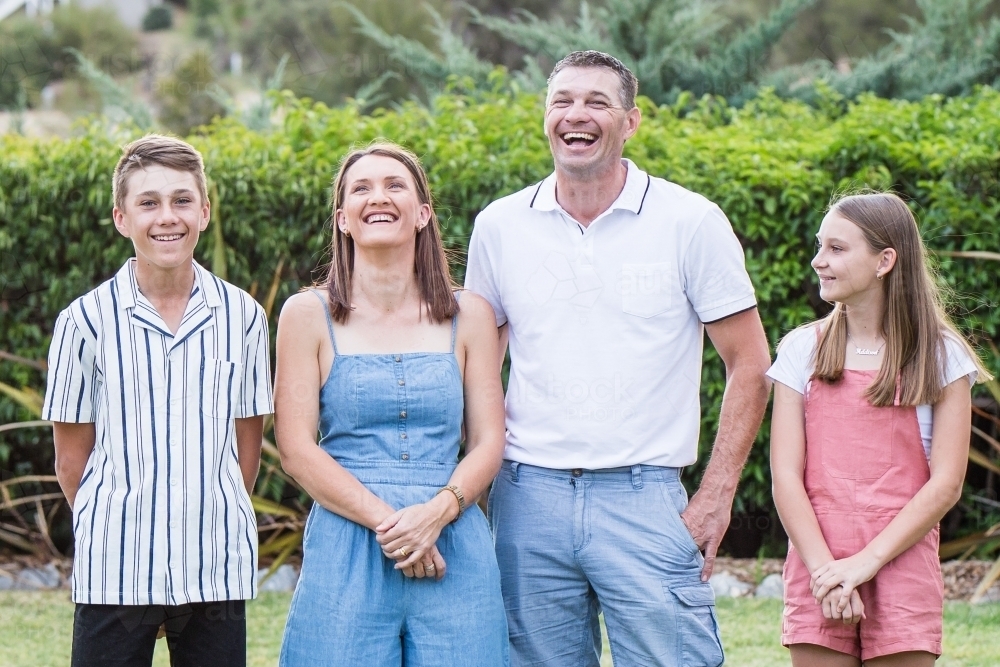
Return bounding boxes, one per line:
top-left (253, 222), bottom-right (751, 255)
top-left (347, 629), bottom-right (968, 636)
top-left (813, 192), bottom-right (991, 406)
top-left (323, 142), bottom-right (458, 324)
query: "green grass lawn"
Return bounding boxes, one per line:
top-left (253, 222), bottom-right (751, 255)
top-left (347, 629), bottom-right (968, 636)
top-left (1, 592), bottom-right (997, 666)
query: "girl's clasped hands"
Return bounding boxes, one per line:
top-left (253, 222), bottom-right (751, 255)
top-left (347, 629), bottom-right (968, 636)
top-left (810, 552), bottom-right (881, 625)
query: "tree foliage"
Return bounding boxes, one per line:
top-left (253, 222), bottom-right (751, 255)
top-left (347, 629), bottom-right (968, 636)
top-left (764, 0), bottom-right (1000, 102)
top-left (346, 0), bottom-right (1000, 106)
top-left (349, 0), bottom-right (816, 104)
top-left (0, 4), bottom-right (140, 109)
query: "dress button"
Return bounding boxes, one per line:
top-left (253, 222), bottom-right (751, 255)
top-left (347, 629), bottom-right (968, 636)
top-left (400, 433), bottom-right (407, 439)
top-left (400, 411), bottom-right (406, 418)
top-left (401, 453), bottom-right (409, 460)
top-left (398, 379), bottom-right (405, 386)
top-left (571, 469), bottom-right (583, 477)
top-left (395, 356), bottom-right (401, 363)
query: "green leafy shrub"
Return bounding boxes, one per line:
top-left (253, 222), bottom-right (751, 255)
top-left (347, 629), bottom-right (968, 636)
top-left (2, 87), bottom-right (998, 554)
top-left (142, 6), bottom-right (174, 32)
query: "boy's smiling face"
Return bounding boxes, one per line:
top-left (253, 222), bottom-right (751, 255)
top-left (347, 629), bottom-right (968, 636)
top-left (113, 165), bottom-right (210, 272)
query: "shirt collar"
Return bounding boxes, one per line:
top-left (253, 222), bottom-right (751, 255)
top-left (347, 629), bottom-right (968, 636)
top-left (530, 158), bottom-right (651, 216)
top-left (114, 259), bottom-right (224, 310)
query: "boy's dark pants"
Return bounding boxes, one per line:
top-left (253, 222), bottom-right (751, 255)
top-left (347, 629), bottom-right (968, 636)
top-left (71, 600), bottom-right (246, 667)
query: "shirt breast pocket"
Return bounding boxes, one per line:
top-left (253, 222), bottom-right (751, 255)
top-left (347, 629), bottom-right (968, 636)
top-left (199, 358), bottom-right (242, 419)
top-left (620, 262), bottom-right (675, 318)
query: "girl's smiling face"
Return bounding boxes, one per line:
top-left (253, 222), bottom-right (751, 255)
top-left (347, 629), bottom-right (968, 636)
top-left (811, 211), bottom-right (894, 305)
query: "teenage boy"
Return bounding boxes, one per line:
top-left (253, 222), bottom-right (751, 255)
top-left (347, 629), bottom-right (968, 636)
top-left (42, 134), bottom-right (273, 667)
top-left (465, 51), bottom-right (771, 666)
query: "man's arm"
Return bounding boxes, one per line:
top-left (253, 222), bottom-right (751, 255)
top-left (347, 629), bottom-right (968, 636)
top-left (235, 415), bottom-right (264, 495)
top-left (681, 307), bottom-right (771, 580)
top-left (53, 422), bottom-right (97, 509)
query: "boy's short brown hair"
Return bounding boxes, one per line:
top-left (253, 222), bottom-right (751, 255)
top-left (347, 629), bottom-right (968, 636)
top-left (112, 134), bottom-right (208, 211)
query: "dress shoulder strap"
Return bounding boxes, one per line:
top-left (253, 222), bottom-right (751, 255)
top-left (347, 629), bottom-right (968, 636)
top-left (309, 289), bottom-right (339, 355)
top-left (450, 290), bottom-right (462, 353)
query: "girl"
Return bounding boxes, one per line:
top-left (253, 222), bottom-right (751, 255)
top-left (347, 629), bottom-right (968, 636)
top-left (768, 192), bottom-right (991, 666)
top-left (274, 142), bottom-right (509, 666)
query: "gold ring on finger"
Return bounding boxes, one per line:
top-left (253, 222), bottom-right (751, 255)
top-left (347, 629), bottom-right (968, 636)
top-left (398, 546), bottom-right (409, 558)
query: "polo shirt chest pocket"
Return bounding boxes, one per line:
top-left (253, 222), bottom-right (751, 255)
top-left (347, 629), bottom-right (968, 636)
top-left (199, 358), bottom-right (242, 418)
top-left (620, 262), bottom-right (676, 318)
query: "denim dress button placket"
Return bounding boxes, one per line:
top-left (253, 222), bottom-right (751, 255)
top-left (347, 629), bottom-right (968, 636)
top-left (395, 355), bottom-right (409, 461)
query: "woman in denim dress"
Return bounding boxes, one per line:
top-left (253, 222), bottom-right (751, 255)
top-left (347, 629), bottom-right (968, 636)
top-left (273, 143), bottom-right (509, 666)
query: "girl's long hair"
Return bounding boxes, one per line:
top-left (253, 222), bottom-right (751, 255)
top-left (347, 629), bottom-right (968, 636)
top-left (813, 192), bottom-right (991, 406)
top-left (323, 141), bottom-right (458, 324)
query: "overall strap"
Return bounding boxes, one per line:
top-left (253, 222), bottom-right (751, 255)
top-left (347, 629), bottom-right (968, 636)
top-left (450, 290), bottom-right (462, 353)
top-left (309, 289), bottom-right (339, 355)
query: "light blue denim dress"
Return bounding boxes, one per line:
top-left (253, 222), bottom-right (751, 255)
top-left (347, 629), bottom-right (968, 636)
top-left (278, 292), bottom-right (509, 667)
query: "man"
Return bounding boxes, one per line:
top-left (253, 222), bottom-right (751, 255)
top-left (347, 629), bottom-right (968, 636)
top-left (42, 134), bottom-right (273, 667)
top-left (465, 51), bottom-right (771, 666)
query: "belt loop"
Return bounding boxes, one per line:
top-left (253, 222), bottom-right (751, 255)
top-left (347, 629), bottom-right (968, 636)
top-left (511, 461), bottom-right (520, 482)
top-left (631, 464), bottom-right (642, 489)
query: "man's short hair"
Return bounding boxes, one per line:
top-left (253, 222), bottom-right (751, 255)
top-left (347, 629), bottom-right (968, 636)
top-left (547, 50), bottom-right (639, 111)
top-left (112, 134), bottom-right (208, 211)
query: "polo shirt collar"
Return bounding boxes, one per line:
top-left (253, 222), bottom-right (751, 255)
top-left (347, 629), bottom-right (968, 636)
top-left (530, 158), bottom-right (651, 216)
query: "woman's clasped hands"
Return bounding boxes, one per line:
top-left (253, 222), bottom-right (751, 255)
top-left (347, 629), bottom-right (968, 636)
top-left (375, 494), bottom-right (458, 581)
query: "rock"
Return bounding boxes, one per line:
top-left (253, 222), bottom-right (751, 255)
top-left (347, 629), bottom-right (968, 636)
top-left (0, 570), bottom-right (14, 590)
top-left (14, 563), bottom-right (62, 590)
top-left (972, 584), bottom-right (1000, 605)
top-left (709, 570), bottom-right (753, 598)
top-left (257, 564), bottom-right (298, 592)
top-left (754, 573), bottom-right (784, 599)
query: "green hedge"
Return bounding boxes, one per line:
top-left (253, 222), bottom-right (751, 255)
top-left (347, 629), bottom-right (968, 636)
top-left (2, 87), bottom-right (999, 550)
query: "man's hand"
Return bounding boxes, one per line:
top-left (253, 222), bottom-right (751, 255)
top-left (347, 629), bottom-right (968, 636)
top-left (680, 488), bottom-right (734, 581)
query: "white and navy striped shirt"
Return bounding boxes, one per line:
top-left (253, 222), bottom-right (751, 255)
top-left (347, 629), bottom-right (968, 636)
top-left (42, 259), bottom-right (273, 605)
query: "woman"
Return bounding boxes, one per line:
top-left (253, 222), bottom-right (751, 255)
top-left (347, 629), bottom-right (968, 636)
top-left (274, 142), bottom-right (509, 666)
top-left (768, 192), bottom-right (988, 666)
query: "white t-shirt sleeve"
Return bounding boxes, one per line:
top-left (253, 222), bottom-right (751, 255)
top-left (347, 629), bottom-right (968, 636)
top-left (464, 213), bottom-right (508, 327)
top-left (941, 333), bottom-right (980, 387)
top-left (683, 205), bottom-right (757, 323)
top-left (765, 325), bottom-right (818, 394)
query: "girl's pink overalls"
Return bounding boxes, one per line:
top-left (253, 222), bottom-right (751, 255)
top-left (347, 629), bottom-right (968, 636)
top-left (782, 368), bottom-right (943, 661)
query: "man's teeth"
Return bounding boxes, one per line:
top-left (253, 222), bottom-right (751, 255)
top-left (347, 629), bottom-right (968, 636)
top-left (564, 132), bottom-right (597, 141)
top-left (154, 234), bottom-right (183, 241)
top-left (365, 214), bottom-right (395, 223)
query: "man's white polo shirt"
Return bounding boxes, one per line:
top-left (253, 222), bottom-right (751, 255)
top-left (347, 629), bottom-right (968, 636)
top-left (465, 159), bottom-right (756, 469)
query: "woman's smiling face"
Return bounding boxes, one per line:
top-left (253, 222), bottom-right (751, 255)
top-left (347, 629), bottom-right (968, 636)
top-left (336, 154), bottom-right (431, 249)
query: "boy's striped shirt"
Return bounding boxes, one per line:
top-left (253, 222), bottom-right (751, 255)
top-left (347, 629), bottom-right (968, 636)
top-left (43, 259), bottom-right (273, 605)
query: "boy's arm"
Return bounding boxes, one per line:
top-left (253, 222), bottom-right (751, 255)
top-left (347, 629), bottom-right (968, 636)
top-left (53, 422), bottom-right (96, 508)
top-left (233, 300), bottom-right (272, 495)
top-left (235, 416), bottom-right (264, 495)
